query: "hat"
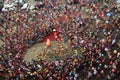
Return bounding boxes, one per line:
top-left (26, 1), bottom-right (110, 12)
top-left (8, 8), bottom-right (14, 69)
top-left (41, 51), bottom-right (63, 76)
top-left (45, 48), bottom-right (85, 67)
top-left (53, 29), bottom-right (56, 32)
top-left (59, 14), bottom-right (62, 17)
top-left (113, 50), bottom-right (117, 54)
top-left (101, 54), bottom-right (104, 56)
top-left (109, 61), bottom-right (113, 65)
top-left (8, 70), bottom-right (11, 73)
top-left (111, 69), bottom-right (115, 73)
top-left (101, 70), bottom-right (104, 74)
top-left (34, 71), bottom-right (37, 75)
top-left (74, 58), bottom-right (78, 63)
top-left (27, 71), bottom-right (31, 74)
top-left (102, 59), bottom-right (105, 63)
top-left (99, 63), bottom-right (102, 66)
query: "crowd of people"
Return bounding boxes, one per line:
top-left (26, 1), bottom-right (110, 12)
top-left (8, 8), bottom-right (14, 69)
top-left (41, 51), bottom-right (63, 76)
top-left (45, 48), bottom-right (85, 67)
top-left (0, 0), bottom-right (120, 80)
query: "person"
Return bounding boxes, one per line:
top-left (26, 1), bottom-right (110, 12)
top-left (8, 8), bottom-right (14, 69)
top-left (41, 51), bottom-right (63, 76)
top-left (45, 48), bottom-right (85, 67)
top-left (0, 0), bottom-right (120, 80)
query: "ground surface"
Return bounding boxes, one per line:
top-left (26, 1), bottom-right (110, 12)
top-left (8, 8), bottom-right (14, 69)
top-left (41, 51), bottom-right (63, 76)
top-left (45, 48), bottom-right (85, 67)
top-left (24, 41), bottom-right (74, 62)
